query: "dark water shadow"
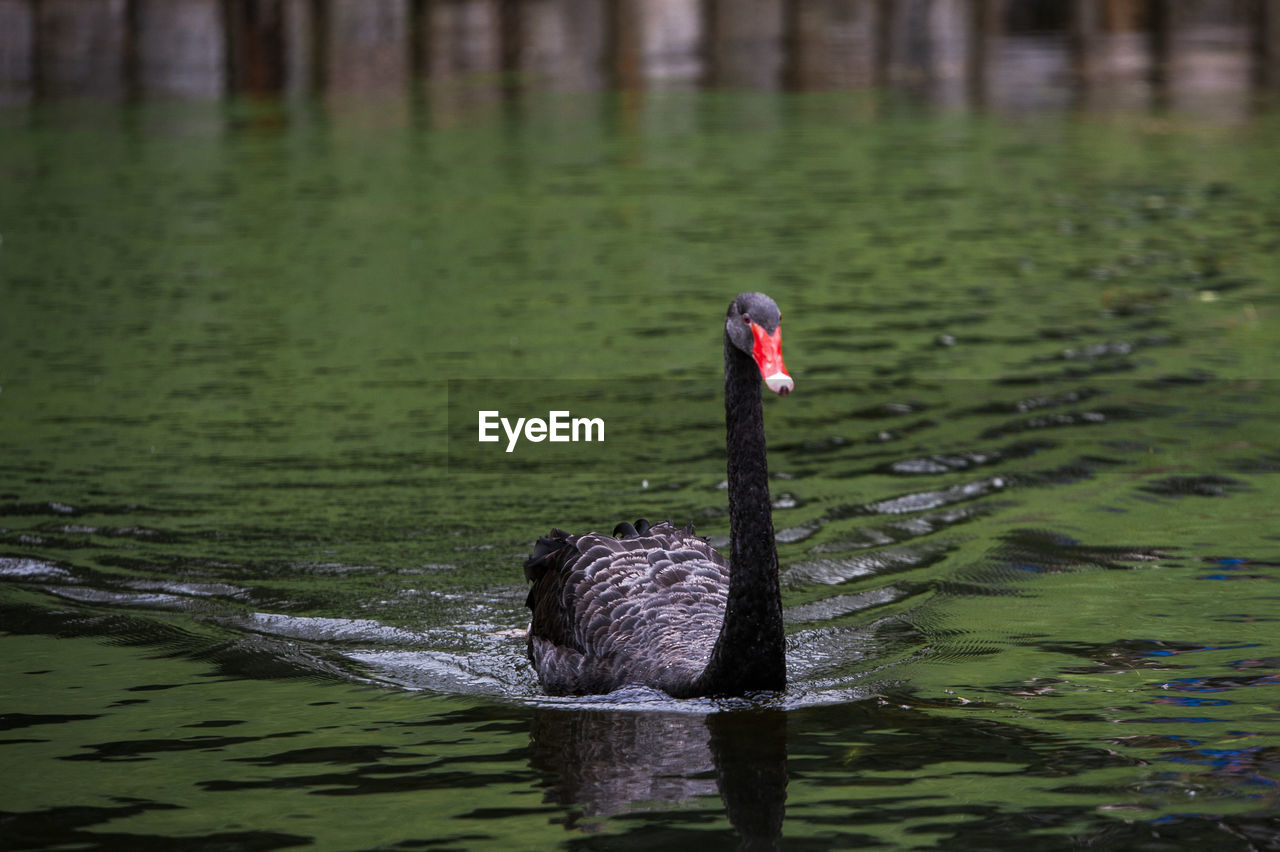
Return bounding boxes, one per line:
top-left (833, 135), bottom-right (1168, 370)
top-left (0, 801), bottom-right (310, 852)
top-left (523, 696), bottom-right (1280, 849)
top-left (529, 706), bottom-right (787, 849)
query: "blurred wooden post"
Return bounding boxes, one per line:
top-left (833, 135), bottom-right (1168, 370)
top-left (1070, 0), bottom-right (1102, 83)
top-left (1254, 0), bottom-right (1280, 89)
top-left (782, 0), bottom-right (878, 91)
top-left (1148, 0), bottom-right (1172, 103)
top-left (134, 0), bottom-right (225, 98)
top-left (872, 0), bottom-right (890, 87)
top-left (0, 0), bottom-right (35, 104)
top-left (879, 0), bottom-right (941, 91)
top-left (929, 0), bottom-right (971, 107)
top-left (781, 0), bottom-right (798, 88)
top-left (498, 0), bottom-right (521, 92)
top-left (421, 0), bottom-right (502, 80)
top-left (226, 0), bottom-right (285, 94)
top-left (321, 0), bottom-right (410, 93)
top-left (606, 0), bottom-right (701, 88)
top-left (515, 0), bottom-right (607, 91)
top-left (409, 0), bottom-right (429, 79)
top-left (704, 0), bottom-right (784, 89)
top-left (967, 0), bottom-right (1002, 108)
top-left (36, 0), bottom-right (129, 99)
top-left (607, 0), bottom-right (642, 90)
top-left (1103, 0), bottom-right (1144, 31)
top-left (279, 0), bottom-right (314, 94)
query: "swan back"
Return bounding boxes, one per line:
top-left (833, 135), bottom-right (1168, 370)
top-left (524, 521), bottom-right (729, 696)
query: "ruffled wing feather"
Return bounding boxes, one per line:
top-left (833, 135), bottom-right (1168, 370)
top-left (523, 520), bottom-right (729, 696)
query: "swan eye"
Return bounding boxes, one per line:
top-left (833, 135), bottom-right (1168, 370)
top-left (742, 313), bottom-right (751, 325)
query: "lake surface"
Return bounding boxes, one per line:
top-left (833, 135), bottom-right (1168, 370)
top-left (2, 88), bottom-right (1278, 849)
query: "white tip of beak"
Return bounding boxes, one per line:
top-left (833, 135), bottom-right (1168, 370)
top-left (765, 372), bottom-right (794, 396)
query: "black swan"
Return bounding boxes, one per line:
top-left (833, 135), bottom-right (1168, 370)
top-left (523, 292), bottom-right (793, 698)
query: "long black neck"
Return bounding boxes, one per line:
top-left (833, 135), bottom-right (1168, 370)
top-left (697, 336), bottom-right (787, 695)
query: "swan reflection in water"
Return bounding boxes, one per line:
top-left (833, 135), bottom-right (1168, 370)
top-left (528, 704), bottom-right (788, 846)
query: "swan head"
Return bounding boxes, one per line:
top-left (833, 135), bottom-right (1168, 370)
top-left (726, 292), bottom-right (794, 396)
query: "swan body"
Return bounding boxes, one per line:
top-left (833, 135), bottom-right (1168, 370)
top-left (524, 521), bottom-right (729, 697)
top-left (523, 293), bottom-right (793, 698)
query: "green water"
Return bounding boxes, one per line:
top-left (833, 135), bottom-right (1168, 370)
top-left (2, 92), bottom-right (1278, 849)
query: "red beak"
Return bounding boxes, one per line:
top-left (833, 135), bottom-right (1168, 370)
top-left (750, 322), bottom-right (794, 396)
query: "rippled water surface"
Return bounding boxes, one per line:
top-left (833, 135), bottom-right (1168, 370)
top-left (2, 91), bottom-right (1279, 849)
